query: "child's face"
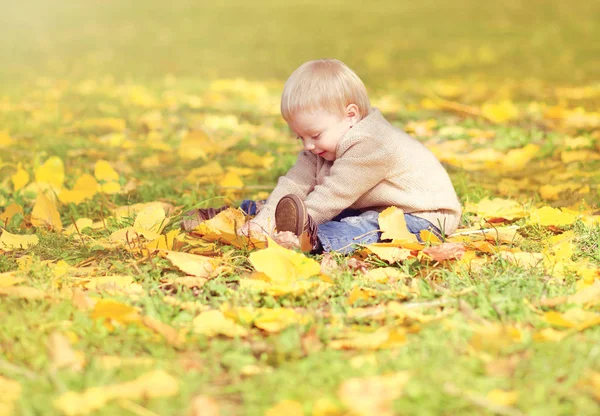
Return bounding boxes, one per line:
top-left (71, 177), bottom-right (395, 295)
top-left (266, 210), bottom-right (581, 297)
top-left (289, 106), bottom-right (358, 161)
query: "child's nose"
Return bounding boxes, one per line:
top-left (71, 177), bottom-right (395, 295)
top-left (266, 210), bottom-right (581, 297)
top-left (304, 142), bottom-right (315, 151)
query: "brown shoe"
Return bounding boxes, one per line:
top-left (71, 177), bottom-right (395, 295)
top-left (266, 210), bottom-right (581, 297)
top-left (181, 206), bottom-right (228, 231)
top-left (275, 194), bottom-right (318, 252)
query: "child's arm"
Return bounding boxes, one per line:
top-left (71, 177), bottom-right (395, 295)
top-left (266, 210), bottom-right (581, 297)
top-left (304, 136), bottom-right (396, 224)
top-left (247, 150), bottom-right (318, 234)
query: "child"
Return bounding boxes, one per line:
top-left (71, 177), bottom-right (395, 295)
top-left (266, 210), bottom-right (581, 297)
top-left (188, 59), bottom-right (462, 254)
top-left (236, 58), bottom-right (462, 254)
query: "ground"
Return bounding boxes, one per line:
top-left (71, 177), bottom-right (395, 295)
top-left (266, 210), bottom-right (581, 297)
top-left (1, 1), bottom-right (600, 415)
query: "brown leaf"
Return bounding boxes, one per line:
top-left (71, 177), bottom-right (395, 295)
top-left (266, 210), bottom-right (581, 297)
top-left (189, 395), bottom-right (220, 416)
top-left (422, 242), bottom-right (465, 262)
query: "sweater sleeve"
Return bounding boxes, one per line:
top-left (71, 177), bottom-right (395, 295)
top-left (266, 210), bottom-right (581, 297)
top-left (305, 136), bottom-right (396, 224)
top-left (250, 150), bottom-right (318, 233)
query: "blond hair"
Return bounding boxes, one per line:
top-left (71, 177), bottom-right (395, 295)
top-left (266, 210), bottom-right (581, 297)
top-left (281, 59), bottom-right (371, 123)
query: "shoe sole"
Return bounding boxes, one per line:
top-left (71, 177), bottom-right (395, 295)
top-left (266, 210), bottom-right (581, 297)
top-left (275, 194), bottom-right (306, 236)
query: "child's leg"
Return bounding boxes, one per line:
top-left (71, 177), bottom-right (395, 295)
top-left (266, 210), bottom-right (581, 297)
top-left (316, 211), bottom-right (443, 254)
top-left (404, 214), bottom-right (443, 241)
top-left (317, 210), bottom-right (381, 254)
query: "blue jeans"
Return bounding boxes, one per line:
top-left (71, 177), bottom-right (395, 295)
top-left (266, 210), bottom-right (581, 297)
top-left (241, 201), bottom-right (441, 255)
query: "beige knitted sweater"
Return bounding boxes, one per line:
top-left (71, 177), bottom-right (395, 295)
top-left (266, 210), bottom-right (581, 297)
top-left (252, 108), bottom-right (462, 235)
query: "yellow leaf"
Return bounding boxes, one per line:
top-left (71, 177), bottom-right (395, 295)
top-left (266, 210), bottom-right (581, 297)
top-left (64, 218), bottom-right (94, 235)
top-left (94, 160), bottom-right (119, 182)
top-left (190, 395), bottom-right (221, 416)
top-left (47, 332), bottom-right (84, 371)
top-left (481, 100), bottom-right (519, 123)
top-left (35, 156), bottom-right (65, 189)
top-left (145, 229), bottom-right (181, 252)
top-left (338, 372), bottom-right (410, 416)
top-left (469, 324), bottom-right (522, 353)
top-left (11, 164), bottom-right (29, 191)
top-left (0, 203), bottom-right (24, 224)
top-left (59, 174), bottom-right (98, 205)
top-left (90, 299), bottom-right (141, 327)
top-left (486, 389), bottom-right (519, 406)
top-left (0, 229), bottom-right (39, 251)
top-left (363, 267), bottom-right (409, 283)
top-left (464, 198), bottom-right (526, 221)
top-left (195, 208), bottom-right (265, 248)
top-left (219, 172), bottom-right (244, 189)
top-left (501, 144), bottom-right (539, 170)
top-left (0, 375), bottom-right (21, 416)
top-left (192, 310), bottom-right (248, 337)
top-left (84, 275), bottom-right (135, 292)
top-left (0, 131), bottom-right (14, 147)
top-left (378, 207), bottom-right (418, 242)
top-left (249, 237), bottom-right (320, 283)
top-left (141, 315), bottom-right (184, 348)
top-left (0, 271), bottom-right (24, 287)
top-left (179, 129), bottom-right (210, 161)
top-left (185, 161), bottom-right (224, 182)
top-left (329, 328), bottom-right (406, 350)
top-left (0, 285), bottom-right (46, 300)
top-left (497, 251), bottom-right (543, 268)
top-left (163, 250), bottom-right (222, 278)
top-left (363, 243), bottom-right (414, 263)
top-left (543, 309), bottom-right (600, 330)
top-left (528, 206), bottom-right (579, 227)
top-left (253, 308), bottom-right (302, 333)
top-left (265, 400), bottom-right (303, 416)
top-left (54, 370), bottom-right (178, 416)
top-left (31, 192), bottom-right (63, 231)
top-left (99, 181), bottom-right (121, 195)
top-left (133, 203), bottom-right (167, 233)
top-left (236, 151), bottom-right (274, 169)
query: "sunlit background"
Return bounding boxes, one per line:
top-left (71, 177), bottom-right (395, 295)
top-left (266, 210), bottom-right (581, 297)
top-left (2, 0), bottom-right (599, 87)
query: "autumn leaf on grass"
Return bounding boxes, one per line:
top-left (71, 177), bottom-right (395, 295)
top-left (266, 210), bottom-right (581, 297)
top-left (54, 370), bottom-right (178, 416)
top-left (502, 144), bottom-right (539, 171)
top-left (11, 163), bottom-right (29, 191)
top-left (239, 278), bottom-right (329, 297)
top-left (31, 192), bottom-right (62, 231)
top-left (497, 251), bottom-right (543, 268)
top-left (83, 276), bottom-right (143, 297)
top-left (94, 160), bottom-right (121, 194)
top-left (0, 229), bottom-right (39, 251)
top-left (192, 310), bottom-right (248, 338)
top-left (338, 372), bottom-right (410, 416)
top-left (90, 299), bottom-right (142, 329)
top-left (0, 203), bottom-right (24, 225)
top-left (195, 208), bottom-right (265, 248)
top-left (543, 309), bottom-right (600, 331)
top-left (329, 327), bottom-right (407, 350)
top-left (162, 250), bottom-right (226, 279)
top-left (133, 202), bottom-right (168, 233)
top-left (253, 308), bottom-right (303, 333)
top-left (422, 242), bottom-right (465, 262)
top-left (481, 100), bottom-right (519, 124)
top-left (378, 207), bottom-right (419, 243)
top-left (35, 156), bottom-right (65, 190)
top-left (47, 332), bottom-right (85, 372)
top-left (0, 285), bottom-right (46, 300)
top-left (190, 395), bottom-right (221, 416)
top-left (236, 150), bottom-right (275, 169)
top-left (179, 129), bottom-right (210, 161)
top-left (469, 324), bottom-right (523, 354)
top-left (249, 237), bottom-right (320, 283)
top-left (528, 206), bottom-right (580, 228)
top-left (463, 198), bottom-right (526, 222)
top-left (0, 375), bottom-right (21, 416)
top-left (59, 174), bottom-right (98, 205)
top-left (0, 271), bottom-right (25, 287)
top-left (265, 400), bottom-right (304, 416)
top-left (362, 243), bottom-right (414, 263)
top-left (77, 117), bottom-right (126, 133)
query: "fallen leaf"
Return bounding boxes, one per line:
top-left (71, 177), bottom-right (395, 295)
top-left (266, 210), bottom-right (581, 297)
top-left (192, 310), bottom-right (248, 338)
top-left (31, 192), bottom-right (63, 231)
top-left (35, 156), bottom-right (65, 189)
top-left (163, 250), bottom-right (223, 278)
top-left (0, 375), bottom-right (21, 416)
top-left (378, 207), bottom-right (419, 242)
top-left (0, 229), bottom-right (39, 251)
top-left (422, 242), bottom-right (465, 262)
top-left (47, 331), bottom-right (84, 371)
top-left (54, 370), bottom-right (178, 416)
top-left (338, 372), bottom-right (410, 416)
top-left (190, 395), bottom-right (221, 416)
top-left (265, 400), bottom-right (303, 416)
top-left (249, 237), bottom-right (320, 283)
top-left (0, 285), bottom-right (47, 300)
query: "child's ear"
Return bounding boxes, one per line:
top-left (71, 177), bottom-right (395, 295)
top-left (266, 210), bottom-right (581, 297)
top-left (345, 104), bottom-right (360, 127)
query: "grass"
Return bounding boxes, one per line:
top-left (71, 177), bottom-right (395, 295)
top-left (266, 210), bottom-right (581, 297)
top-left (1, 1), bottom-right (600, 415)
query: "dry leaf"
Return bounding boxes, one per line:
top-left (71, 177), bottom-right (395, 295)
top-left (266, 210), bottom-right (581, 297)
top-left (31, 192), bottom-right (63, 231)
top-left (190, 395), bottom-right (221, 416)
top-left (192, 310), bottom-right (248, 338)
top-left (338, 372), bottom-right (410, 416)
top-left (249, 237), bottom-right (320, 283)
top-left (265, 400), bottom-right (303, 416)
top-left (0, 229), bottom-right (39, 251)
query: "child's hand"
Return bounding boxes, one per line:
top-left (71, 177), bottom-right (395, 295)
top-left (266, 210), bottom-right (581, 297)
top-left (237, 221), bottom-right (268, 239)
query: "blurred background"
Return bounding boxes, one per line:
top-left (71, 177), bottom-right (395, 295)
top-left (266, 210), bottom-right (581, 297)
top-left (1, 0), bottom-right (599, 88)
